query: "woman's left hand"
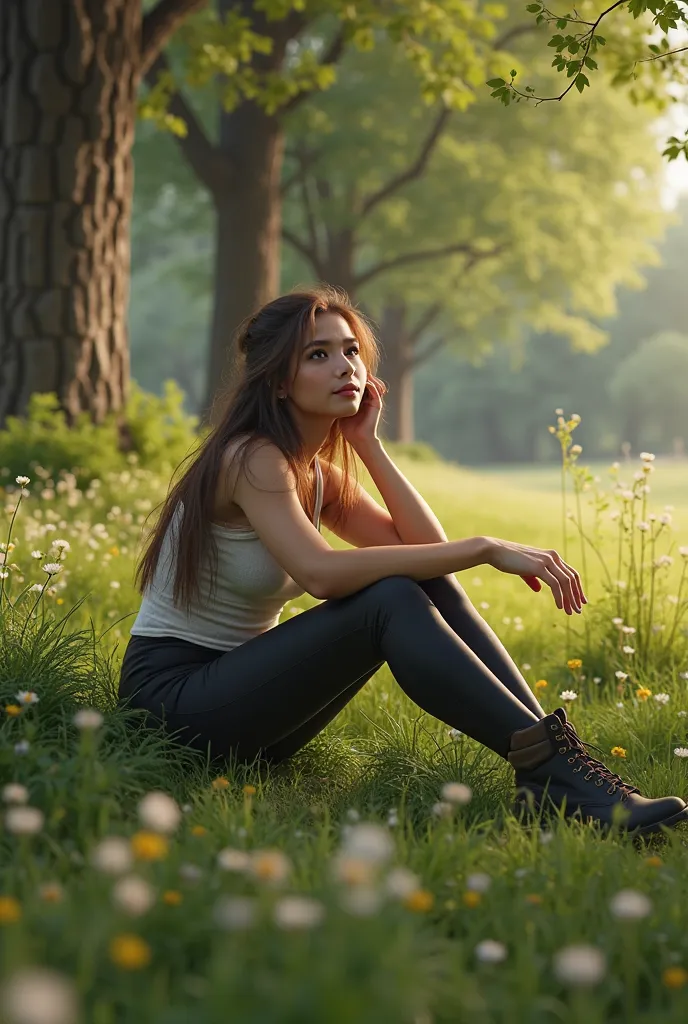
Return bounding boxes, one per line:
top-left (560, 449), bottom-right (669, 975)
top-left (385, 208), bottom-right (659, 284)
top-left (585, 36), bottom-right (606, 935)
top-left (339, 375), bottom-right (386, 450)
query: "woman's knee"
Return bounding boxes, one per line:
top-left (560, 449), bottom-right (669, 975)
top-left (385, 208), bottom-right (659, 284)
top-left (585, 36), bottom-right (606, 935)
top-left (362, 575), bottom-right (428, 605)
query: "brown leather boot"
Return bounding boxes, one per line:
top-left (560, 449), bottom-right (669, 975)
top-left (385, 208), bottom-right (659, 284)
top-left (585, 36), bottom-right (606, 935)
top-left (508, 706), bottom-right (688, 837)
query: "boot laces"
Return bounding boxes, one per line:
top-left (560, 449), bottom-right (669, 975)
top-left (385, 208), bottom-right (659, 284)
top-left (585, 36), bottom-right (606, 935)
top-left (559, 722), bottom-right (638, 799)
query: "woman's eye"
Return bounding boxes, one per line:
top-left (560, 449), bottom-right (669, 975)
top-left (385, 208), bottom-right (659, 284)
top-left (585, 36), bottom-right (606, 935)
top-left (310, 346), bottom-right (360, 359)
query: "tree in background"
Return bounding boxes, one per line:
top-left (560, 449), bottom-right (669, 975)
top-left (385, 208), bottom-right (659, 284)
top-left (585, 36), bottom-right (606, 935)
top-left (280, 35), bottom-right (667, 440)
top-left (142, 0), bottom-right (527, 418)
top-left (412, 197), bottom-right (688, 464)
top-left (608, 331), bottom-right (688, 454)
top-left (0, 0), bottom-right (206, 429)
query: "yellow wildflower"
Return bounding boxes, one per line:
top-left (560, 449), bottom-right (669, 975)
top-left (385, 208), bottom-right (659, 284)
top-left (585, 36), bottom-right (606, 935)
top-left (109, 933), bottom-right (152, 970)
top-left (636, 687), bottom-right (652, 702)
top-left (110, 547), bottom-right (120, 556)
top-left (4, 705), bottom-right (21, 716)
top-left (162, 890), bottom-right (183, 906)
top-left (403, 889), bottom-right (434, 912)
top-left (525, 893), bottom-right (543, 905)
top-left (462, 891), bottom-right (481, 908)
top-left (567, 659), bottom-right (582, 671)
top-left (0, 896), bottom-right (21, 923)
top-left (610, 746), bottom-right (627, 758)
top-left (645, 856), bottom-right (662, 868)
top-left (56, 598), bottom-right (64, 605)
top-left (190, 825), bottom-right (208, 837)
top-left (534, 679), bottom-right (548, 690)
top-left (250, 850), bottom-right (291, 884)
top-left (131, 831), bottom-right (169, 861)
top-left (243, 784), bottom-right (257, 796)
top-left (211, 777), bottom-right (229, 791)
top-left (662, 967), bottom-right (688, 990)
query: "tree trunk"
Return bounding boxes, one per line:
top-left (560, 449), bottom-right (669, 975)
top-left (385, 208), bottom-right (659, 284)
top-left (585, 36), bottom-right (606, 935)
top-left (204, 101), bottom-right (285, 421)
top-left (378, 302), bottom-right (415, 443)
top-left (0, 0), bottom-right (139, 427)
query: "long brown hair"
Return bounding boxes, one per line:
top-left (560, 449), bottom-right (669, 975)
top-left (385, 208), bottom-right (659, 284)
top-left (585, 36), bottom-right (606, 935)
top-left (134, 284), bottom-right (387, 614)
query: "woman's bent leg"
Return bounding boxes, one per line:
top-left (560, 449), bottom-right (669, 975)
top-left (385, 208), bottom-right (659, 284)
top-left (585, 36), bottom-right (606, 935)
top-left (120, 576), bottom-right (539, 764)
top-left (416, 575), bottom-right (546, 718)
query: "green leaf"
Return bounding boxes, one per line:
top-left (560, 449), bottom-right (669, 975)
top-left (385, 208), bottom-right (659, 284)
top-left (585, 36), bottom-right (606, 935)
top-left (584, 56), bottom-right (598, 70)
top-left (526, 3), bottom-right (542, 11)
top-left (575, 73), bottom-right (590, 93)
top-left (486, 78), bottom-right (505, 88)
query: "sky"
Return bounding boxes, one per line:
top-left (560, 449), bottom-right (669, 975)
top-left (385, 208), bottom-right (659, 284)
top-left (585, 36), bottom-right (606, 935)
top-left (659, 104), bottom-right (688, 209)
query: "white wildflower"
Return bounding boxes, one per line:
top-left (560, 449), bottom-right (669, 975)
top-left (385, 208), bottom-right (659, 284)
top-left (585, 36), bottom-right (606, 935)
top-left (5, 806), bottom-right (44, 835)
top-left (273, 896), bottom-right (325, 930)
top-left (15, 476), bottom-right (30, 487)
top-left (109, 580), bottom-right (120, 589)
top-left (73, 708), bottom-right (104, 730)
top-left (616, 702), bottom-right (624, 708)
top-left (637, 522), bottom-right (650, 533)
top-left (653, 693), bottom-right (670, 705)
top-left (448, 728), bottom-right (464, 740)
top-left (137, 791), bottom-right (181, 834)
top-left (559, 690), bottom-right (578, 702)
top-left (51, 539), bottom-right (71, 553)
top-left (475, 939), bottom-right (508, 964)
top-left (41, 563), bottom-right (63, 576)
top-left (340, 823), bottom-right (393, 864)
top-left (216, 848), bottom-right (251, 872)
top-left (615, 671), bottom-right (628, 681)
top-left (15, 691), bottom-right (39, 706)
top-left (679, 547), bottom-right (688, 558)
top-left (640, 452), bottom-right (655, 462)
top-left (0, 966), bottom-right (78, 1024)
top-left (384, 868), bottom-right (420, 898)
top-left (555, 408), bottom-right (563, 415)
top-left (570, 413), bottom-right (581, 424)
top-left (178, 863), bottom-right (203, 883)
top-left (112, 875), bottom-right (155, 916)
top-left (13, 741), bottom-right (30, 755)
top-left (432, 801), bottom-right (453, 818)
top-left (674, 747), bottom-right (688, 758)
top-left (441, 782), bottom-right (472, 805)
top-left (2, 784), bottom-right (29, 805)
top-left (554, 945), bottom-right (606, 986)
top-left (90, 836), bottom-right (133, 874)
top-left (213, 896), bottom-right (257, 931)
top-left (660, 513), bottom-right (673, 526)
top-left (622, 646), bottom-right (635, 656)
top-left (622, 625), bottom-right (636, 634)
top-left (612, 617), bottom-right (624, 626)
top-left (609, 889), bottom-right (652, 920)
top-left (466, 872), bottom-right (491, 893)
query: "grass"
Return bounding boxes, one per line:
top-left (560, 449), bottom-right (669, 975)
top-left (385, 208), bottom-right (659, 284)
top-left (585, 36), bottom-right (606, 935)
top-left (1, 423), bottom-right (688, 1023)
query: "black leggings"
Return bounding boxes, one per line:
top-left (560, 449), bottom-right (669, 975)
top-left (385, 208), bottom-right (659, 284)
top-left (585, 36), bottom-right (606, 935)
top-left (118, 574), bottom-right (546, 767)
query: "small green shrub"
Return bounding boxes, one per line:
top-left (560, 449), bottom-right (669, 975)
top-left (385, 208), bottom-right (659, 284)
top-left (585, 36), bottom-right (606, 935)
top-left (0, 381), bottom-right (201, 490)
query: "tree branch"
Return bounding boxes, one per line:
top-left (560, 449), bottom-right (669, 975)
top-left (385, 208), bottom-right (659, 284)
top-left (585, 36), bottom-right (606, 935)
top-left (359, 106), bottom-right (452, 220)
top-left (492, 22), bottom-right (537, 52)
top-left (144, 53), bottom-right (231, 194)
top-left (408, 302), bottom-right (442, 345)
top-left (354, 241), bottom-right (506, 291)
top-left (412, 334), bottom-right (449, 368)
top-left (140, 0), bottom-right (208, 78)
top-left (282, 227), bottom-right (325, 277)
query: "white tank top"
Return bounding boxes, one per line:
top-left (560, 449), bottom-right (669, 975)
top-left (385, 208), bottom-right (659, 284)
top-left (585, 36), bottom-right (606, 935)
top-left (129, 457), bottom-right (324, 651)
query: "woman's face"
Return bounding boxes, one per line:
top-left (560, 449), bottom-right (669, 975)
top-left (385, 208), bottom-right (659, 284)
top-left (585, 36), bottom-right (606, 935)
top-left (281, 311), bottom-right (368, 419)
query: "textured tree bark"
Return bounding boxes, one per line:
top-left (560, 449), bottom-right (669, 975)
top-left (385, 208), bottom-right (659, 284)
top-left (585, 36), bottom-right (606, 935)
top-left (207, 103), bottom-right (284, 416)
top-left (0, 0), bottom-right (139, 426)
top-left (378, 302), bottom-right (415, 443)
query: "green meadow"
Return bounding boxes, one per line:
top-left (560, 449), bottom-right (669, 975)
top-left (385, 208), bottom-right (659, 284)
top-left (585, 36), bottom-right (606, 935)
top-left (1, 418), bottom-right (688, 1023)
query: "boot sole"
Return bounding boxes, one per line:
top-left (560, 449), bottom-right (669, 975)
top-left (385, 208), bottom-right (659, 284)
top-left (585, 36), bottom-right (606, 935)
top-left (513, 796), bottom-right (688, 837)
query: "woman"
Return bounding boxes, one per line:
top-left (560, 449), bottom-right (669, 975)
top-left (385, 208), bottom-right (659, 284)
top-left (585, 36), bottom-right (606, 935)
top-left (119, 285), bottom-right (687, 837)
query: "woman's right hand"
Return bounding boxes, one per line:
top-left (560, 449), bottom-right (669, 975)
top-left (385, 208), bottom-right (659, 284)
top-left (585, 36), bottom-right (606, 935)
top-left (484, 537), bottom-right (586, 615)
